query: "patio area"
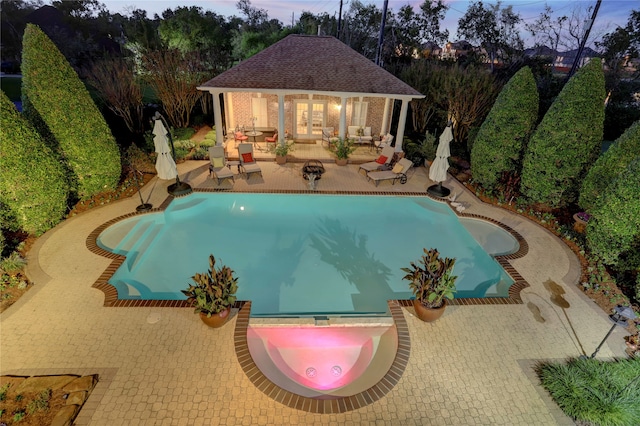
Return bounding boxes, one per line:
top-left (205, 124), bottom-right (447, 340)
top-left (0, 158), bottom-right (629, 425)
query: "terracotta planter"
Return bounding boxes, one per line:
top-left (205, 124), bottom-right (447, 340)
top-left (275, 155), bottom-right (287, 165)
top-left (573, 213), bottom-right (588, 233)
top-left (412, 299), bottom-right (447, 322)
top-left (335, 158), bottom-right (348, 166)
top-left (199, 308), bottom-right (231, 328)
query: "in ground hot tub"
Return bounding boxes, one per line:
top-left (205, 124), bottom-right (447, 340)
top-left (247, 322), bottom-right (398, 399)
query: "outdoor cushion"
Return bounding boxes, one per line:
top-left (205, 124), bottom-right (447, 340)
top-left (376, 155), bottom-right (388, 164)
top-left (392, 163), bottom-right (404, 174)
top-left (242, 152), bottom-right (254, 163)
top-left (212, 157), bottom-right (224, 168)
top-left (364, 127), bottom-right (372, 136)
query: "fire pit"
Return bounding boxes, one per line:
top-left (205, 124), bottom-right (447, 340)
top-left (302, 160), bottom-right (325, 180)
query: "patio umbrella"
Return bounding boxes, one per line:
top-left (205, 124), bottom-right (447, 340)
top-left (427, 124), bottom-right (453, 197)
top-left (153, 119), bottom-right (178, 180)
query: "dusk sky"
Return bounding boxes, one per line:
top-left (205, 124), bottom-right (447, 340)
top-left (97, 0), bottom-right (637, 47)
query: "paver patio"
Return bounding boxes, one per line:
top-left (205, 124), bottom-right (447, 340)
top-left (0, 156), bottom-right (629, 425)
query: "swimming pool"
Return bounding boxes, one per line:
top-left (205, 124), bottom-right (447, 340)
top-left (97, 193), bottom-right (516, 316)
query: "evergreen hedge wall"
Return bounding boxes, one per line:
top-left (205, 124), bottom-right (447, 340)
top-left (579, 120), bottom-right (640, 212)
top-left (586, 158), bottom-right (640, 267)
top-left (0, 91), bottom-right (69, 236)
top-left (471, 67), bottom-right (538, 192)
top-left (21, 24), bottom-right (121, 200)
top-left (520, 59), bottom-right (605, 209)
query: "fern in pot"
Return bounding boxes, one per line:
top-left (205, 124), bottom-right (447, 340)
top-left (332, 137), bottom-right (356, 165)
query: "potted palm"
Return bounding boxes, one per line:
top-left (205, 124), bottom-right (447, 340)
top-left (182, 254), bottom-right (238, 328)
top-left (332, 137), bottom-right (355, 166)
top-left (402, 248), bottom-right (457, 322)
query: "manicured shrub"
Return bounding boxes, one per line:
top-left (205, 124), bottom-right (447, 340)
top-left (0, 91), bottom-right (68, 236)
top-left (520, 59), bottom-right (605, 209)
top-left (21, 24), bottom-right (120, 200)
top-left (537, 357), bottom-right (640, 425)
top-left (471, 67), bottom-right (538, 192)
top-left (586, 158), bottom-right (640, 267)
top-left (579, 120), bottom-right (640, 212)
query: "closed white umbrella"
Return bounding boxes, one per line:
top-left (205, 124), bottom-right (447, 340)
top-left (427, 124), bottom-right (453, 197)
top-left (153, 119), bottom-right (178, 180)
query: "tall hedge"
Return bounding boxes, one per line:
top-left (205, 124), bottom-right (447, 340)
top-left (520, 59), bottom-right (605, 209)
top-left (471, 66), bottom-right (538, 192)
top-left (586, 158), bottom-right (640, 267)
top-left (579, 120), bottom-right (640, 212)
top-left (0, 91), bottom-right (69, 235)
top-left (21, 24), bottom-right (121, 200)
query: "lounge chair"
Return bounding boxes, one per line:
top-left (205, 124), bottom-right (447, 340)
top-left (237, 143), bottom-right (262, 179)
top-left (208, 146), bottom-right (234, 185)
top-left (358, 146), bottom-right (395, 175)
top-left (366, 158), bottom-right (413, 186)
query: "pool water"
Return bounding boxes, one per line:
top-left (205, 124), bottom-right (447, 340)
top-left (97, 193), bottom-right (516, 316)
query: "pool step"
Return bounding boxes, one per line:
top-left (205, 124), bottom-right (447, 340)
top-left (125, 223), bottom-right (162, 272)
top-left (113, 218), bottom-right (154, 255)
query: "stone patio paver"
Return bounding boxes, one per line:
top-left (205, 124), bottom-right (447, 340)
top-left (1, 158), bottom-right (629, 425)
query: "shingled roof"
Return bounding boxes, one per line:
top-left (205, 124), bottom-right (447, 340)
top-left (199, 35), bottom-right (423, 99)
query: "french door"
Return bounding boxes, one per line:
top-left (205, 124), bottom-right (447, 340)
top-left (294, 100), bottom-right (326, 139)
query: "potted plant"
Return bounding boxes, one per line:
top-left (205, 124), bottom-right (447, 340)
top-left (573, 211), bottom-right (591, 233)
top-left (269, 139), bottom-right (295, 165)
top-left (182, 254), bottom-right (238, 328)
top-left (402, 248), bottom-right (457, 322)
top-left (332, 137), bottom-right (355, 166)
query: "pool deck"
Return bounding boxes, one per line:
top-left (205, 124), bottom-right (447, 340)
top-left (1, 157), bottom-right (630, 425)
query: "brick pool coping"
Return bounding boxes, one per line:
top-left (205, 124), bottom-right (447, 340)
top-left (84, 189), bottom-right (531, 412)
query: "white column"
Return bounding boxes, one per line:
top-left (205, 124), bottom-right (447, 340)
top-left (278, 93), bottom-right (285, 144)
top-left (395, 99), bottom-right (409, 153)
top-left (211, 90), bottom-right (224, 147)
top-left (381, 97), bottom-right (391, 135)
top-left (338, 97), bottom-right (347, 139)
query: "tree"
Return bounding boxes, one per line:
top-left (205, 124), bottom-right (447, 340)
top-left (457, 0), bottom-right (523, 71)
top-left (0, 0), bottom-right (43, 64)
top-left (401, 61), bottom-right (500, 154)
top-left (471, 67), bottom-right (538, 193)
top-left (83, 57), bottom-right (144, 134)
top-left (586, 158), bottom-right (640, 269)
top-left (525, 4), bottom-right (568, 74)
top-left (158, 6), bottom-right (234, 73)
top-left (341, 0), bottom-right (382, 60)
top-left (21, 24), bottom-right (121, 200)
top-left (520, 59), bottom-right (605, 209)
top-left (0, 91), bottom-right (68, 236)
top-left (417, 0), bottom-right (449, 46)
top-left (142, 49), bottom-right (207, 128)
top-left (580, 120), bottom-right (640, 212)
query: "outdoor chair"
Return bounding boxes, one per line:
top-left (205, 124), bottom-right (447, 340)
top-left (237, 143), bottom-right (262, 179)
top-left (208, 146), bottom-right (234, 185)
top-left (234, 131), bottom-right (249, 143)
top-left (358, 146), bottom-right (395, 175)
top-left (366, 158), bottom-right (413, 187)
top-left (322, 127), bottom-right (339, 148)
top-left (264, 131), bottom-right (278, 147)
top-left (375, 133), bottom-right (394, 152)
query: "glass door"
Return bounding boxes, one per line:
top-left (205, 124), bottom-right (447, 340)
top-left (294, 100), bottom-right (326, 139)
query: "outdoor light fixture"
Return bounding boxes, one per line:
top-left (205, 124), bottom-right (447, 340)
top-left (584, 305), bottom-right (637, 359)
top-left (153, 112), bottom-right (193, 197)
